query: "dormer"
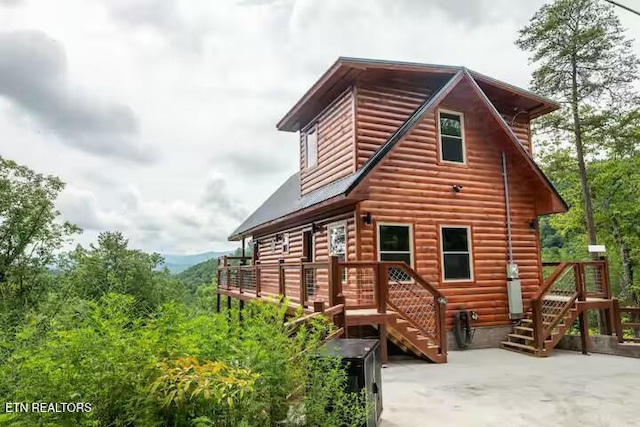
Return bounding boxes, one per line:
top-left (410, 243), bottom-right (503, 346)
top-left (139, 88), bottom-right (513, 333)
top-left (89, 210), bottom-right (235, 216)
top-left (277, 58), bottom-right (557, 196)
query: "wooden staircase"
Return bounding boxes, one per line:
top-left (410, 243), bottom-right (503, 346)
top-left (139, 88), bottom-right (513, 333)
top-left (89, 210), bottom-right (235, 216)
top-left (501, 307), bottom-right (580, 357)
top-left (500, 260), bottom-right (611, 357)
top-left (387, 315), bottom-right (446, 363)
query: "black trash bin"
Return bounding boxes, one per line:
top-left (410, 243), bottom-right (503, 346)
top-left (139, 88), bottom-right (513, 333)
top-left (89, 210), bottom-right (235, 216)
top-left (318, 338), bottom-right (382, 427)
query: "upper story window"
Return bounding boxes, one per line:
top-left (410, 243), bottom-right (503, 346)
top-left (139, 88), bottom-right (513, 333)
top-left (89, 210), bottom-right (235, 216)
top-left (440, 226), bottom-right (473, 282)
top-left (304, 126), bottom-right (318, 169)
top-left (438, 110), bottom-right (465, 164)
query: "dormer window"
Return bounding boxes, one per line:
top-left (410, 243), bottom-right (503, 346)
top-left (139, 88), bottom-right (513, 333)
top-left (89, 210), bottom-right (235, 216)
top-left (304, 126), bottom-right (318, 169)
top-left (438, 110), bottom-right (465, 164)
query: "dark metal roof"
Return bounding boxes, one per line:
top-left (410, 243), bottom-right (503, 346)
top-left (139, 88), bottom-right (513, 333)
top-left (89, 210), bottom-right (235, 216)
top-left (277, 57), bottom-right (561, 132)
top-left (229, 65), bottom-right (567, 241)
top-left (229, 172), bottom-right (362, 240)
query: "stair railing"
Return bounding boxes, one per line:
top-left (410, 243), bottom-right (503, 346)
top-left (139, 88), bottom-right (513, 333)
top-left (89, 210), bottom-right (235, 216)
top-left (381, 262), bottom-right (447, 356)
top-left (531, 262), bottom-right (581, 352)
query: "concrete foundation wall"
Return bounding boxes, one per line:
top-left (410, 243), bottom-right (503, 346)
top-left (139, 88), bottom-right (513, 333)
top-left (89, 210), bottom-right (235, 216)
top-left (557, 334), bottom-right (640, 359)
top-left (447, 325), bottom-right (512, 350)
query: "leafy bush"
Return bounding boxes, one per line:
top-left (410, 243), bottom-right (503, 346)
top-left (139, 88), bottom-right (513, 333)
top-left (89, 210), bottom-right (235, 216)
top-left (1, 293), bottom-right (368, 427)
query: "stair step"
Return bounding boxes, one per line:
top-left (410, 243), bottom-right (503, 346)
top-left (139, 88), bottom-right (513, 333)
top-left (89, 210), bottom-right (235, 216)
top-left (520, 318), bottom-right (533, 324)
top-left (508, 333), bottom-right (534, 341)
top-left (514, 326), bottom-right (534, 333)
top-left (500, 341), bottom-right (537, 352)
top-left (395, 318), bottom-right (409, 324)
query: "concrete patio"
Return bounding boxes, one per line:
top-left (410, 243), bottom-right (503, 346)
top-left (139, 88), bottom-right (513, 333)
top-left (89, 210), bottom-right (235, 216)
top-left (380, 349), bottom-right (640, 427)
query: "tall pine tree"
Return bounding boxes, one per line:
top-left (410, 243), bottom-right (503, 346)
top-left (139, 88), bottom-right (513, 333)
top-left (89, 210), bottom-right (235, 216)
top-left (517, 0), bottom-right (639, 254)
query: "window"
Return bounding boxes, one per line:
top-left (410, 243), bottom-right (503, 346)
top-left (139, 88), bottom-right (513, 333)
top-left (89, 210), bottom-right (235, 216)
top-left (305, 127), bottom-right (318, 169)
top-left (328, 223), bottom-right (346, 282)
top-left (441, 226), bottom-right (473, 281)
top-left (378, 224), bottom-right (413, 282)
top-left (282, 233), bottom-right (289, 254)
top-left (439, 110), bottom-right (465, 163)
top-left (378, 224), bottom-right (413, 265)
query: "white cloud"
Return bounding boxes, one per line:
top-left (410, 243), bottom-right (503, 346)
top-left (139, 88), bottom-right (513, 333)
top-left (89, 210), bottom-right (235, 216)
top-left (2, 0), bottom-right (639, 253)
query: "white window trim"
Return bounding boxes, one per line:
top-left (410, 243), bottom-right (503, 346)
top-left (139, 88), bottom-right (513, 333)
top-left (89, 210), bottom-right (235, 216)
top-left (328, 221), bottom-right (347, 282)
top-left (437, 109), bottom-right (467, 165)
top-left (376, 222), bottom-right (414, 268)
top-left (303, 125), bottom-right (318, 170)
top-left (439, 225), bottom-right (474, 283)
top-left (282, 233), bottom-right (289, 255)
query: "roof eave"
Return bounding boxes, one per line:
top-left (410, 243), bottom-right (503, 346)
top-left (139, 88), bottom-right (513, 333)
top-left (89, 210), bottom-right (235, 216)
top-left (467, 69), bottom-right (561, 117)
top-left (462, 69), bottom-right (568, 213)
top-left (228, 192), bottom-right (362, 241)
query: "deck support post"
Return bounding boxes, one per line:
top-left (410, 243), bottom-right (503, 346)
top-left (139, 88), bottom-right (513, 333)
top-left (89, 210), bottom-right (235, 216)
top-left (613, 299), bottom-right (624, 343)
top-left (227, 296), bottom-right (232, 321)
top-left (531, 299), bottom-right (544, 354)
top-left (216, 293), bottom-right (221, 313)
top-left (278, 259), bottom-right (285, 296)
top-left (328, 255), bottom-right (342, 307)
top-left (299, 259), bottom-right (307, 308)
top-left (576, 264), bottom-right (589, 355)
top-left (578, 311), bottom-right (590, 355)
top-left (255, 262), bottom-right (261, 297)
top-left (239, 299), bottom-right (244, 323)
top-left (379, 323), bottom-right (388, 364)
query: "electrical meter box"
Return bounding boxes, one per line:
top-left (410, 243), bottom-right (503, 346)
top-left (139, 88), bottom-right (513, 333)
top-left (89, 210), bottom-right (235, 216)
top-left (507, 279), bottom-right (524, 319)
top-left (506, 263), bottom-right (519, 279)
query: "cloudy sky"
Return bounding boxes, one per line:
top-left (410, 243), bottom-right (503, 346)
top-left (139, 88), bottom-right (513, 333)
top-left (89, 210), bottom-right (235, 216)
top-left (1, 0), bottom-right (639, 254)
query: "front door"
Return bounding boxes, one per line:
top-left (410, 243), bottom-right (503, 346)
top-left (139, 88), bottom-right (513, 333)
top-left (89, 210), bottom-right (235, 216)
top-left (303, 230), bottom-right (315, 297)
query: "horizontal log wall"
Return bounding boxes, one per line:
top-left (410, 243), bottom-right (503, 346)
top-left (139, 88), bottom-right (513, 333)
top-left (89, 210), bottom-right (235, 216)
top-left (357, 78), bottom-right (542, 329)
top-left (300, 88), bottom-right (355, 196)
top-left (356, 78), bottom-right (431, 168)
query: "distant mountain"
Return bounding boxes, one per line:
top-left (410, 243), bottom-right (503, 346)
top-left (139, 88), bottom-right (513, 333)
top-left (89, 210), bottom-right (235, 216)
top-left (161, 251), bottom-right (233, 274)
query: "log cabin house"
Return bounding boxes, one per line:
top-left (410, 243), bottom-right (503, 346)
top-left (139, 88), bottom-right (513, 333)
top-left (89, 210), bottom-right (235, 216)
top-left (218, 57), bottom-right (619, 363)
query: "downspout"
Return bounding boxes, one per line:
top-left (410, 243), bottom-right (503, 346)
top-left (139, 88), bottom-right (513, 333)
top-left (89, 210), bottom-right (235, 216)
top-left (501, 152), bottom-right (513, 264)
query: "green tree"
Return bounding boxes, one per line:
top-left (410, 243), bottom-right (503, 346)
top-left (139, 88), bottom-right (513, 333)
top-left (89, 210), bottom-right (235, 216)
top-left (0, 156), bottom-right (80, 307)
top-left (63, 231), bottom-right (185, 312)
top-left (517, 0), bottom-right (640, 251)
top-left (176, 258), bottom-right (218, 294)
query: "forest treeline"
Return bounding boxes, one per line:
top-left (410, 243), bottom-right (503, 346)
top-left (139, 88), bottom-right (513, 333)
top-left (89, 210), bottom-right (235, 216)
top-left (0, 157), bottom-right (367, 426)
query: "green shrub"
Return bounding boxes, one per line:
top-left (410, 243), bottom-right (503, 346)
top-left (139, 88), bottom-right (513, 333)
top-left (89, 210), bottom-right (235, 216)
top-left (1, 294), bottom-right (368, 427)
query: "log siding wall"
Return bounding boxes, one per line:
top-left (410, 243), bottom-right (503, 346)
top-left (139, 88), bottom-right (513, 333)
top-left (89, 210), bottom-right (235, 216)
top-left (356, 79), bottom-right (542, 329)
top-left (299, 88), bottom-right (355, 195)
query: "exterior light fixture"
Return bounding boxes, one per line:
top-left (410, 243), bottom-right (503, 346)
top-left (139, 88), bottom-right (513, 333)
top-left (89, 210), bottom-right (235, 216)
top-left (362, 212), bottom-right (372, 225)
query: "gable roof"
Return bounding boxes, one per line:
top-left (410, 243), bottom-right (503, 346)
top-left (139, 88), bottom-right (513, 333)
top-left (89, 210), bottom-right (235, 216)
top-left (277, 57), bottom-right (561, 132)
top-left (229, 66), bottom-right (567, 241)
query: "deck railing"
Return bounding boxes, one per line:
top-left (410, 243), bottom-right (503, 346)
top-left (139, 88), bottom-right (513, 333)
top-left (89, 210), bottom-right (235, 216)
top-left (532, 261), bottom-right (610, 351)
top-left (613, 302), bottom-right (640, 343)
top-left (217, 255), bottom-right (447, 354)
